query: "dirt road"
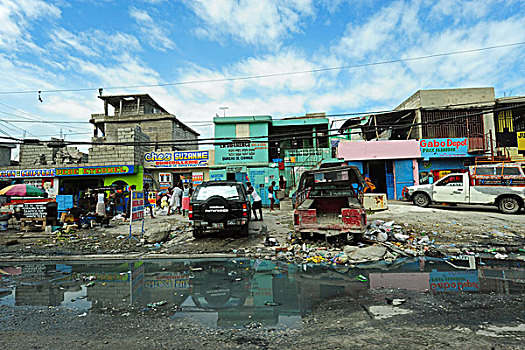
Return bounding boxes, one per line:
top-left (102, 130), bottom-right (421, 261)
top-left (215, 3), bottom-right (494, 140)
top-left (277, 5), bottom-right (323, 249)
top-left (0, 202), bottom-right (524, 258)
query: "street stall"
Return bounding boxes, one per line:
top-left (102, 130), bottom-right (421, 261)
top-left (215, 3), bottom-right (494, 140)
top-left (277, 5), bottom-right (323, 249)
top-left (55, 165), bottom-right (140, 205)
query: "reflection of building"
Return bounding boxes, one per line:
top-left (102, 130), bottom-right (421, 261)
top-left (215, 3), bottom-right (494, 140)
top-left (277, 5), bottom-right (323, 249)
top-left (478, 259), bottom-right (525, 294)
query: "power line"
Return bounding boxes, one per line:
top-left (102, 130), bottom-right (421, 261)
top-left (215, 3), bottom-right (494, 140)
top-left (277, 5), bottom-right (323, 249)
top-left (0, 42), bottom-right (524, 96)
top-left (1, 96), bottom-right (522, 126)
top-left (34, 102), bottom-right (524, 147)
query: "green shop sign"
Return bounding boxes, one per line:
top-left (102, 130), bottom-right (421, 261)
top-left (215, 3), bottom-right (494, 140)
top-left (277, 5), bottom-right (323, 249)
top-left (56, 165), bottom-right (134, 176)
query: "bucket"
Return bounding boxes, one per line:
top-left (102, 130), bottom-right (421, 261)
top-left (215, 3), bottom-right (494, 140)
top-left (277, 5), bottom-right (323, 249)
top-left (0, 220), bottom-right (8, 231)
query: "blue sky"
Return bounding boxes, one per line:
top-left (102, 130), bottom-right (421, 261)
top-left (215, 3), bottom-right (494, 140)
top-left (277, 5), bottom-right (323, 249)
top-left (0, 0), bottom-right (524, 154)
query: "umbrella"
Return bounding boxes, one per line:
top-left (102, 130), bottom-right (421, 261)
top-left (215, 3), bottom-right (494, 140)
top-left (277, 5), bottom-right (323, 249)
top-left (0, 184), bottom-right (44, 197)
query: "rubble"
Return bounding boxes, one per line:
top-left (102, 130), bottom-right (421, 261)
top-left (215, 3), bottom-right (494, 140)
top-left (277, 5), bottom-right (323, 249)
top-left (143, 223), bottom-right (172, 244)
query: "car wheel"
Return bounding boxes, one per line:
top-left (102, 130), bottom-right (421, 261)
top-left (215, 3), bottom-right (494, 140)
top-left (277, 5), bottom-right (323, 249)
top-left (202, 196), bottom-right (230, 223)
top-left (413, 193), bottom-right (430, 207)
top-left (498, 197), bottom-right (520, 214)
top-left (193, 228), bottom-right (205, 239)
top-left (241, 224), bottom-right (249, 236)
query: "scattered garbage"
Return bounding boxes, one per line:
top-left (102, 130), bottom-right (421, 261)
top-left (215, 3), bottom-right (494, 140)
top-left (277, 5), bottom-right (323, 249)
top-left (147, 300), bottom-right (167, 308)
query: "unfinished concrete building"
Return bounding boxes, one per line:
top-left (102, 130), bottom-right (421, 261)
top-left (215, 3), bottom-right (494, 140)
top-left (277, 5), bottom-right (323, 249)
top-left (90, 94), bottom-right (199, 151)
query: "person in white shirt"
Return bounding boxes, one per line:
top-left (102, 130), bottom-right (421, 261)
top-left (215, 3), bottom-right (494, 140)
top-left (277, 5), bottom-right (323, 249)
top-left (169, 185), bottom-right (183, 215)
top-left (246, 182), bottom-right (263, 221)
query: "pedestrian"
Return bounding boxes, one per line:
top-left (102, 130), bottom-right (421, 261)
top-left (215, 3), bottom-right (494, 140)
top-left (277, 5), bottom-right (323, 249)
top-left (143, 184), bottom-right (155, 218)
top-left (279, 175), bottom-right (287, 195)
top-left (268, 181), bottom-right (276, 211)
top-left (169, 185), bottom-right (182, 215)
top-left (428, 172), bottom-right (434, 184)
top-left (181, 183), bottom-right (190, 216)
top-left (246, 182), bottom-right (263, 221)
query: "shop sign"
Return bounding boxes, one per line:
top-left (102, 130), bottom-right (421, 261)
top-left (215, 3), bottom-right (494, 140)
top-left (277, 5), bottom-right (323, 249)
top-left (517, 131), bottom-right (525, 153)
top-left (0, 168), bottom-right (55, 178)
top-left (22, 203), bottom-right (47, 218)
top-left (144, 150), bottom-right (210, 168)
top-left (429, 270), bottom-right (479, 292)
top-left (56, 165), bottom-right (134, 176)
top-left (192, 172), bottom-right (204, 186)
top-left (131, 191), bottom-right (144, 222)
top-left (215, 141), bottom-right (268, 165)
top-left (420, 138), bottom-right (470, 158)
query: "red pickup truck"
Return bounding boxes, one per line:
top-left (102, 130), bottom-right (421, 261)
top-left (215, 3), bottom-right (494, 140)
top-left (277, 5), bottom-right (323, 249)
top-left (293, 166), bottom-right (367, 240)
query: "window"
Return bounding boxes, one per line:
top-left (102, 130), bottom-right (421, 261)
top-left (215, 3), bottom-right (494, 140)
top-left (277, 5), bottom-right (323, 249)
top-left (436, 175), bottom-right (463, 186)
top-left (501, 167), bottom-right (522, 175)
top-left (236, 123), bottom-right (250, 138)
top-left (195, 185), bottom-right (240, 200)
top-left (475, 167), bottom-right (494, 175)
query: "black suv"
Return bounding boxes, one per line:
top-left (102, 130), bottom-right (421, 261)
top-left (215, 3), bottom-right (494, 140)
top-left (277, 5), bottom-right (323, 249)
top-left (189, 181), bottom-right (251, 238)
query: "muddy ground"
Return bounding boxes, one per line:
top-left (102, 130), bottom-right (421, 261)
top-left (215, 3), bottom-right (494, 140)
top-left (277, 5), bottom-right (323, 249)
top-left (0, 201), bottom-right (524, 258)
top-left (1, 289), bottom-right (524, 349)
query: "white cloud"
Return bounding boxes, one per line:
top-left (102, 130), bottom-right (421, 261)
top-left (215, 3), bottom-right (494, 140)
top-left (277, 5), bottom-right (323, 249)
top-left (129, 7), bottom-right (175, 51)
top-left (185, 0), bottom-right (314, 47)
top-left (49, 28), bottom-right (141, 57)
top-left (0, 0), bottom-right (61, 52)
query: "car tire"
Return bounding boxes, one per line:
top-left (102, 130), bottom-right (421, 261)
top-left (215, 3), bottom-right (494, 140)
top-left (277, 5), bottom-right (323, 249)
top-left (413, 193), bottom-right (430, 208)
top-left (193, 228), bottom-right (205, 239)
top-left (202, 196), bottom-right (230, 223)
top-left (240, 224), bottom-right (249, 236)
top-left (498, 196), bottom-right (521, 214)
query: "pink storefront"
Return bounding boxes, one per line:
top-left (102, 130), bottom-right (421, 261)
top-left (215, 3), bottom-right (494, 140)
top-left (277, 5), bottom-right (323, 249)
top-left (337, 140), bottom-right (421, 199)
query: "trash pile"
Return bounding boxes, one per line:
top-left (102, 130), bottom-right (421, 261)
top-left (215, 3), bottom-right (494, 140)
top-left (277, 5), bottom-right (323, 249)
top-left (273, 219), bottom-right (442, 265)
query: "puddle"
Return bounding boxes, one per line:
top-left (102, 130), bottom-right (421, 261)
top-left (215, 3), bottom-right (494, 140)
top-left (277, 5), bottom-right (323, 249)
top-left (0, 256), bottom-right (524, 328)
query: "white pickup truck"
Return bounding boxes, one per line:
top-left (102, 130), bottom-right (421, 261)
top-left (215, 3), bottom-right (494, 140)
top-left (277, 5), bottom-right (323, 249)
top-left (406, 163), bottom-right (525, 214)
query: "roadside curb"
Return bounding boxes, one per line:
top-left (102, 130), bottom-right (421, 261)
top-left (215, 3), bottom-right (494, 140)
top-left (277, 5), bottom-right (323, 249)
top-left (0, 252), bottom-right (263, 262)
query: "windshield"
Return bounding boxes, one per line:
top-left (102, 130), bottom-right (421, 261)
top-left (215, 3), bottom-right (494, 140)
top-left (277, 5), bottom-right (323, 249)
top-left (194, 185), bottom-right (240, 200)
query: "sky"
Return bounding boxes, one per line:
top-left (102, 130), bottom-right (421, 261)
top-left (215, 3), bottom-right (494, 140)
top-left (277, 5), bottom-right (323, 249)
top-left (0, 0), bottom-right (524, 156)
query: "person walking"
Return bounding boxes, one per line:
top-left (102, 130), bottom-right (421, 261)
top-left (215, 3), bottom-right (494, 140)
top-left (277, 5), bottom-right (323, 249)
top-left (279, 175), bottom-right (287, 196)
top-left (268, 181), bottom-right (276, 211)
top-left (143, 184), bottom-right (155, 218)
top-left (169, 185), bottom-right (183, 215)
top-left (246, 182), bottom-right (263, 221)
top-left (181, 183), bottom-right (190, 216)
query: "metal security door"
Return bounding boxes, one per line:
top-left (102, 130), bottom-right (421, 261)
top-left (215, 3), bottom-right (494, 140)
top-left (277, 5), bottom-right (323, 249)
top-left (394, 160), bottom-right (415, 199)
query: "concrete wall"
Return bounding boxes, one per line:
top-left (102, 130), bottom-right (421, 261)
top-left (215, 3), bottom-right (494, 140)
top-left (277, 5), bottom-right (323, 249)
top-left (0, 147), bottom-right (11, 166)
top-left (396, 88), bottom-right (495, 110)
top-left (19, 142), bottom-right (85, 167)
top-left (89, 126), bottom-right (151, 166)
top-left (93, 113), bottom-right (198, 151)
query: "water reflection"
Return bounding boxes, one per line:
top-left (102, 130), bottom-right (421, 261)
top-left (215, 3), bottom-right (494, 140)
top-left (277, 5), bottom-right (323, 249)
top-left (0, 256), bottom-right (524, 328)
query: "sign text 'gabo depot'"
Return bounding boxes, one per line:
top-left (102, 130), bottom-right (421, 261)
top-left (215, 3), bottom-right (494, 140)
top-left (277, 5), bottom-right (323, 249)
top-left (420, 138), bottom-right (470, 158)
top-left (56, 165), bottom-right (134, 176)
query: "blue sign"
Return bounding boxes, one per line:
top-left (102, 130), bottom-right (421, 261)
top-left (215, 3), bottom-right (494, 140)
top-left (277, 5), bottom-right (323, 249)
top-left (420, 138), bottom-right (471, 158)
top-left (429, 270), bottom-right (479, 292)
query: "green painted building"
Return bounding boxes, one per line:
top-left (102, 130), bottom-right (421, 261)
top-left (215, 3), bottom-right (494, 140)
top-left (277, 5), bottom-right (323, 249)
top-left (211, 114), bottom-right (333, 205)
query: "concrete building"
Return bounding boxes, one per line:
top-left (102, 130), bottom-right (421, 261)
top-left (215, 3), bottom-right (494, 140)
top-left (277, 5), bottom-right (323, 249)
top-left (90, 94), bottom-right (199, 151)
top-left (337, 87), bottom-right (499, 200)
top-left (210, 114), bottom-right (332, 205)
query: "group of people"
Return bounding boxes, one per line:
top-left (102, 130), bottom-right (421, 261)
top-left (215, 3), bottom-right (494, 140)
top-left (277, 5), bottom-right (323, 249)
top-left (245, 175), bottom-right (287, 221)
top-left (154, 182), bottom-right (193, 216)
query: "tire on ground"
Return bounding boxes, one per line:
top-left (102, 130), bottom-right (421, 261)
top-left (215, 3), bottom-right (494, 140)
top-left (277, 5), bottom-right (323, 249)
top-left (498, 196), bottom-right (521, 214)
top-left (413, 193), bottom-right (430, 208)
top-left (193, 228), bottom-right (205, 239)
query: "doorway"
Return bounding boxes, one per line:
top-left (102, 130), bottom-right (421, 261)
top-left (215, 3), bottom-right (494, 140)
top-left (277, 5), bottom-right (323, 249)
top-left (367, 161), bottom-right (387, 194)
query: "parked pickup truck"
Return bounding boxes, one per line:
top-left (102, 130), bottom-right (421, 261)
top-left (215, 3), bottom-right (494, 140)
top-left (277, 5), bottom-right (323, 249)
top-left (406, 162), bottom-right (525, 214)
top-left (294, 165), bottom-right (367, 239)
